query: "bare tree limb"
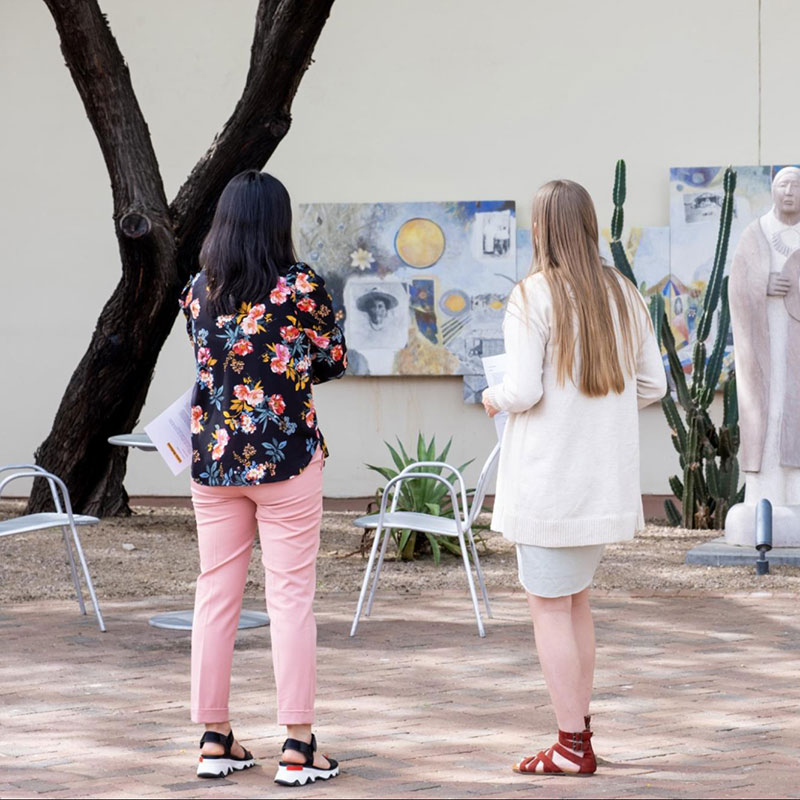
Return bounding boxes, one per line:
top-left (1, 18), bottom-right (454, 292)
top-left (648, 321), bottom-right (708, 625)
top-left (43, 0), bottom-right (169, 227)
top-left (171, 0), bottom-right (336, 276)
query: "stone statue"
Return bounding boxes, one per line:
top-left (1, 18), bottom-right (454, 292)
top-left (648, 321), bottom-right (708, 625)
top-left (726, 167), bottom-right (800, 546)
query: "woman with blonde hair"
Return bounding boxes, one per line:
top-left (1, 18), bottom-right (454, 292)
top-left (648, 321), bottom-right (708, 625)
top-left (482, 180), bottom-right (666, 775)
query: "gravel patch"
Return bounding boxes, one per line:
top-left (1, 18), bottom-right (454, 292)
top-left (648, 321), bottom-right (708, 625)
top-left (1, 501), bottom-right (798, 602)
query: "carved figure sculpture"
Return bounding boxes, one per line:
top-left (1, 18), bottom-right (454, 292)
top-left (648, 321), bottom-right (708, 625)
top-left (726, 167), bottom-right (800, 546)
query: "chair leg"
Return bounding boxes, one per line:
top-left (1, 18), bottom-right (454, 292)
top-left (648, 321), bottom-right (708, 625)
top-left (458, 532), bottom-right (485, 637)
top-left (350, 525), bottom-right (384, 637)
top-left (468, 531), bottom-right (492, 618)
top-left (61, 526), bottom-right (86, 615)
top-left (365, 525), bottom-right (393, 617)
top-left (68, 523), bottom-right (106, 632)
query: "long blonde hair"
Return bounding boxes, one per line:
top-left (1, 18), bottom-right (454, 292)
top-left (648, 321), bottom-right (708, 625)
top-left (529, 179), bottom-right (640, 397)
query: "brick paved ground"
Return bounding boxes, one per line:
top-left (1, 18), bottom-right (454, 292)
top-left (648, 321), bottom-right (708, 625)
top-left (2, 590), bottom-right (798, 799)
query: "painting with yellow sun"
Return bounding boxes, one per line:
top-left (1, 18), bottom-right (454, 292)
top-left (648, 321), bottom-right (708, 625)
top-left (299, 200), bottom-right (518, 381)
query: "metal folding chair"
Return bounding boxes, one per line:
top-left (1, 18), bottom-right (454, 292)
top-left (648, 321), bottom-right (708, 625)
top-left (350, 443), bottom-right (500, 638)
top-left (0, 465), bottom-right (106, 631)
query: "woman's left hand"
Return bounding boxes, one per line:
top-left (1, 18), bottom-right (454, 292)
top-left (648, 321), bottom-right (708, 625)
top-left (482, 390), bottom-right (499, 418)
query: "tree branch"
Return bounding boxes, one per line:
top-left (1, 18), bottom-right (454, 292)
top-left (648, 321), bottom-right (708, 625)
top-left (43, 0), bottom-right (169, 228)
top-left (170, 0), bottom-right (336, 277)
top-left (31, 0), bottom-right (335, 515)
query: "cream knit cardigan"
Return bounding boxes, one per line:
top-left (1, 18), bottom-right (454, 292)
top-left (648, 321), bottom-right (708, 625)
top-left (484, 270), bottom-right (667, 547)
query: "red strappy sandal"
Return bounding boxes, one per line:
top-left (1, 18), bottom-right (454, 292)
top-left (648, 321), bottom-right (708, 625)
top-left (513, 728), bottom-right (597, 776)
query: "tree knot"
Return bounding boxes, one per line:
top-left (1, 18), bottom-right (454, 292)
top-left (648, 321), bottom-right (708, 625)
top-left (119, 212), bottom-right (152, 239)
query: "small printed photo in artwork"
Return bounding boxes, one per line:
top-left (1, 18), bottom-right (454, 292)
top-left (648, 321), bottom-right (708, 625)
top-left (682, 191), bottom-right (739, 225)
top-left (467, 336), bottom-right (504, 359)
top-left (475, 210), bottom-right (512, 256)
top-left (460, 332), bottom-right (505, 376)
top-left (344, 277), bottom-right (409, 352)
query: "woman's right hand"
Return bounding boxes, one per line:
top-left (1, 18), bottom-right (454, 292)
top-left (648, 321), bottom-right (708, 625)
top-left (482, 390), bottom-right (500, 418)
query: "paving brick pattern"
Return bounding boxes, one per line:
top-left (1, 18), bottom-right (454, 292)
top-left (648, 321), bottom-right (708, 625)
top-left (2, 591), bottom-right (798, 798)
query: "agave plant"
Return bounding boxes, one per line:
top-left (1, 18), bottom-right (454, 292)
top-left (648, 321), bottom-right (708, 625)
top-left (366, 434), bottom-right (475, 563)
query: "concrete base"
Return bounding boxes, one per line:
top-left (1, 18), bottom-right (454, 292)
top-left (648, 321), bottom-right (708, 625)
top-left (147, 609), bottom-right (269, 630)
top-left (686, 537), bottom-right (800, 566)
top-left (724, 502), bottom-right (800, 547)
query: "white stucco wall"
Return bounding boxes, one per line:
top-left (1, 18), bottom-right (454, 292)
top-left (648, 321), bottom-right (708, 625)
top-left (0, 0), bottom-right (793, 497)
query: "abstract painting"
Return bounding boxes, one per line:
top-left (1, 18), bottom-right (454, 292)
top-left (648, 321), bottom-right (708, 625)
top-left (298, 201), bottom-right (517, 377)
top-left (301, 165), bottom-right (783, 399)
top-left (465, 225), bottom-right (672, 402)
top-left (461, 227), bottom-right (533, 402)
top-left (516, 226), bottom-right (534, 281)
top-left (669, 165), bottom-right (773, 376)
top-left (599, 225), bottom-right (671, 299)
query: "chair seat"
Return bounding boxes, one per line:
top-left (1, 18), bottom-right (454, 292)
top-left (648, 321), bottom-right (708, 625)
top-left (353, 511), bottom-right (466, 537)
top-left (0, 512), bottom-right (99, 538)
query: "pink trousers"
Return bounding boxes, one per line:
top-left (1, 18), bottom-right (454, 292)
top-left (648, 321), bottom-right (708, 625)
top-left (190, 448), bottom-right (323, 725)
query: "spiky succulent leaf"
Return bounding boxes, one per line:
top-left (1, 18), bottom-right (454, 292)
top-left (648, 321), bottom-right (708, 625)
top-left (385, 441), bottom-right (408, 473)
top-left (662, 393), bottom-right (687, 452)
top-left (669, 475), bottom-right (684, 498)
top-left (665, 499), bottom-right (682, 527)
top-left (425, 532), bottom-right (442, 565)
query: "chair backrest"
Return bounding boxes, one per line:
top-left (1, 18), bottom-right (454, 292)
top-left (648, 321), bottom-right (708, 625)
top-left (0, 464), bottom-right (66, 515)
top-left (390, 461), bottom-right (469, 517)
top-left (467, 443), bottom-right (501, 526)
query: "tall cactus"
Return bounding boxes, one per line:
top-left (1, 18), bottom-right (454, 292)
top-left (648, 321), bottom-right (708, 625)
top-left (610, 161), bottom-right (742, 529)
top-left (610, 159), bottom-right (637, 286)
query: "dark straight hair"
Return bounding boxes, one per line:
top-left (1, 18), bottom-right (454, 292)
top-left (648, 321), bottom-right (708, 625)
top-left (200, 170), bottom-right (297, 317)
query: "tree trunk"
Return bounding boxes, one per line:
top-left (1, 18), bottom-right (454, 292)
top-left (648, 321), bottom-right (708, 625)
top-left (28, 0), bottom-right (335, 515)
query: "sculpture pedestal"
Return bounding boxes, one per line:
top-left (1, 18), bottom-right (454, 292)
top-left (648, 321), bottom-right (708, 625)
top-left (686, 537), bottom-right (800, 566)
top-left (724, 502), bottom-right (800, 547)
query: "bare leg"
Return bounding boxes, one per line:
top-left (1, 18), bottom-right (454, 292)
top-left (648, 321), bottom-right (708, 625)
top-left (526, 592), bottom-right (586, 732)
top-left (570, 587), bottom-right (595, 720)
top-left (282, 724), bottom-right (331, 769)
top-left (201, 722), bottom-right (247, 758)
top-left (516, 589), bottom-right (597, 774)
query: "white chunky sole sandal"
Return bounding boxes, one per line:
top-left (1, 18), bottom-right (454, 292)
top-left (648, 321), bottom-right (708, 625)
top-left (274, 734), bottom-right (340, 787)
top-left (196, 730), bottom-right (255, 779)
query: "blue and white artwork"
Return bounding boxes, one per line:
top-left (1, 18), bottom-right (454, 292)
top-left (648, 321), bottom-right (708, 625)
top-left (516, 227), bottom-right (534, 281)
top-left (669, 165), bottom-right (774, 376)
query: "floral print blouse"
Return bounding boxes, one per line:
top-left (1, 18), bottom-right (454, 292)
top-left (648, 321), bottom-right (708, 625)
top-left (180, 263), bottom-right (347, 486)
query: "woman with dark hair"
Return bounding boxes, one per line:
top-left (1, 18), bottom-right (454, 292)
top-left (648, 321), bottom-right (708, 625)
top-left (179, 170), bottom-right (346, 786)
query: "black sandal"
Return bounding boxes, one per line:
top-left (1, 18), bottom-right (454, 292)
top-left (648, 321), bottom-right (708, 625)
top-left (196, 730), bottom-right (255, 779)
top-left (274, 734), bottom-right (340, 786)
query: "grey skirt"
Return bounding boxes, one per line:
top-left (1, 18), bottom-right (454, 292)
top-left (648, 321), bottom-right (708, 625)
top-left (516, 543), bottom-right (605, 598)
